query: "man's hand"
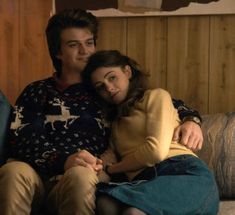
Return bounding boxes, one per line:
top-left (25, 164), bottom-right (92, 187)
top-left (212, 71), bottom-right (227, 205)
top-left (173, 121), bottom-right (203, 151)
top-left (64, 150), bottom-right (103, 172)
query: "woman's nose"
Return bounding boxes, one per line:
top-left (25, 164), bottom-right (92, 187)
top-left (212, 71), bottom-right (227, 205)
top-left (106, 83), bottom-right (115, 92)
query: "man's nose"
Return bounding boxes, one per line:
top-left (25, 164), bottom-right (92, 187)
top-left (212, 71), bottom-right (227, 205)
top-left (79, 44), bottom-right (88, 54)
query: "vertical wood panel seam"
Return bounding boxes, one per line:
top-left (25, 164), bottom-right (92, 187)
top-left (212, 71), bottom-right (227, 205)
top-left (18, 0), bottom-right (21, 101)
top-left (165, 17), bottom-right (168, 89)
top-left (126, 17), bottom-right (128, 55)
top-left (166, 17), bottom-right (169, 90)
top-left (208, 16), bottom-right (211, 114)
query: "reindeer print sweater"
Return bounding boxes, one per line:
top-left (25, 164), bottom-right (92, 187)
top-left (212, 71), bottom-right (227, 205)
top-left (9, 77), bottom-right (110, 177)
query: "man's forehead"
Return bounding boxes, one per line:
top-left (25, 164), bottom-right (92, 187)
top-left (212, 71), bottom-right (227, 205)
top-left (60, 28), bottom-right (94, 42)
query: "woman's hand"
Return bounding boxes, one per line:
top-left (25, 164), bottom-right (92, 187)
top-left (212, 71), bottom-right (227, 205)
top-left (100, 148), bottom-right (117, 168)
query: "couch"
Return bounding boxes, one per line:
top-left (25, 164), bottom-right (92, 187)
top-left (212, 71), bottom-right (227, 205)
top-left (0, 90), bottom-right (235, 214)
top-left (199, 113), bottom-right (235, 214)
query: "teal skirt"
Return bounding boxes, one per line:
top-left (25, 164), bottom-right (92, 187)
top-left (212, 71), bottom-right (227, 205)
top-left (97, 155), bottom-right (219, 215)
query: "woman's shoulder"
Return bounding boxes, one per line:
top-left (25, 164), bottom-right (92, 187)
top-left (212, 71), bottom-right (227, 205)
top-left (145, 88), bottom-right (171, 99)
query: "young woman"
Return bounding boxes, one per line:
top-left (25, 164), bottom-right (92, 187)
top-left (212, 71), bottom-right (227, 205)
top-left (82, 50), bottom-right (219, 215)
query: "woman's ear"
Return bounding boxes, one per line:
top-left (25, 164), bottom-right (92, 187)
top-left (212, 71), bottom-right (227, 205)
top-left (124, 65), bottom-right (132, 79)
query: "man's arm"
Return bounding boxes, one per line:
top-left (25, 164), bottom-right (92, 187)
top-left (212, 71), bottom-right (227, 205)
top-left (172, 99), bottom-right (202, 124)
top-left (172, 99), bottom-right (203, 151)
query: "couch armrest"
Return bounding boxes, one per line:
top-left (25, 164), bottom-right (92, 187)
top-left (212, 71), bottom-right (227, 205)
top-left (198, 112), bottom-right (235, 199)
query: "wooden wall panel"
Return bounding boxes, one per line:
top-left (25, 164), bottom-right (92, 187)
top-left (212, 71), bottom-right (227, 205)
top-left (19, 0), bottom-right (53, 97)
top-left (127, 17), bottom-right (167, 89)
top-left (167, 16), bottom-right (210, 114)
top-left (209, 15), bottom-right (235, 114)
top-left (1, 0), bottom-right (235, 114)
top-left (97, 18), bottom-right (127, 53)
top-left (0, 0), bottom-right (20, 104)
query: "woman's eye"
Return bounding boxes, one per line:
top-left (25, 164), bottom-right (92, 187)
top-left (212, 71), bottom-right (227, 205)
top-left (109, 76), bottom-right (116, 81)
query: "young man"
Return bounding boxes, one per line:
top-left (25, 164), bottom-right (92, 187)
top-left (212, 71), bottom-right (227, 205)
top-left (0, 9), bottom-right (203, 215)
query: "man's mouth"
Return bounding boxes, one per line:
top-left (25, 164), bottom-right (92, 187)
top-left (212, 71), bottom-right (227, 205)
top-left (78, 57), bottom-right (88, 62)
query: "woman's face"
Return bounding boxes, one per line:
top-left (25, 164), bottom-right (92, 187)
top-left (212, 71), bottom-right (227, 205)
top-left (91, 66), bottom-right (132, 104)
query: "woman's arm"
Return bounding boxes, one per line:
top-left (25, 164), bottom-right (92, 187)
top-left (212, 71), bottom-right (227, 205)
top-left (107, 89), bottom-right (176, 174)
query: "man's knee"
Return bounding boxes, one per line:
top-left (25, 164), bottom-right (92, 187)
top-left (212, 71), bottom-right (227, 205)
top-left (49, 166), bottom-right (99, 214)
top-left (0, 161), bottom-right (41, 186)
top-left (62, 166), bottom-right (98, 190)
top-left (0, 161), bottom-right (44, 214)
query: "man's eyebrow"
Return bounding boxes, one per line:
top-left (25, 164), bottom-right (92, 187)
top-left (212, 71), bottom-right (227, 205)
top-left (66, 37), bottom-right (94, 44)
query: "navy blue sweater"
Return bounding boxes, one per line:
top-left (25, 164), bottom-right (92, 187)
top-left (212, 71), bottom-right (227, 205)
top-left (9, 77), bottom-right (110, 177)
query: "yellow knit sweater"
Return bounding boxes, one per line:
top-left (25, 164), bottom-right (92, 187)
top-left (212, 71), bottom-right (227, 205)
top-left (111, 88), bottom-right (196, 180)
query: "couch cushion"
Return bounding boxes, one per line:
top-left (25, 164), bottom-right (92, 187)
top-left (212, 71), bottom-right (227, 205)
top-left (198, 113), bottom-right (235, 199)
top-left (0, 90), bottom-right (11, 165)
top-left (218, 200), bottom-right (235, 215)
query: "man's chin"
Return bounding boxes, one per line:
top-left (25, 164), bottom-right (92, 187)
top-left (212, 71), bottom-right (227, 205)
top-left (77, 64), bottom-right (86, 73)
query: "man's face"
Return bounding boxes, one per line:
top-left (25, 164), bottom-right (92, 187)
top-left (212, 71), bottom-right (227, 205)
top-left (57, 27), bottom-right (96, 73)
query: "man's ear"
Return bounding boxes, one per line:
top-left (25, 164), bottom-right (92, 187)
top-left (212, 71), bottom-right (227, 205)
top-left (56, 53), bottom-right (62, 60)
top-left (124, 65), bottom-right (132, 79)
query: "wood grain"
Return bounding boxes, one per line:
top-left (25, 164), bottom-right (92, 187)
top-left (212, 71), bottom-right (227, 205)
top-left (19, 0), bottom-right (53, 96)
top-left (0, 1), bottom-right (235, 114)
top-left (209, 15), bottom-right (235, 114)
top-left (127, 17), bottom-right (167, 89)
top-left (166, 16), bottom-right (210, 114)
top-left (97, 17), bottom-right (127, 53)
top-left (0, 0), bottom-right (20, 104)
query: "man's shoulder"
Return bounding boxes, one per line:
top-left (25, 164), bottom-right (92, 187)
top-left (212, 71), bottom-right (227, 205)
top-left (17, 77), bottom-right (53, 100)
top-left (27, 77), bottom-right (53, 88)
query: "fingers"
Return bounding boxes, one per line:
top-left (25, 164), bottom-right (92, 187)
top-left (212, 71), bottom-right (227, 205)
top-left (182, 134), bottom-right (198, 151)
top-left (65, 151), bottom-right (106, 173)
top-left (180, 129), bottom-right (190, 146)
top-left (96, 158), bottom-right (103, 165)
top-left (94, 164), bottom-right (103, 172)
top-left (174, 121), bottom-right (203, 152)
top-left (172, 126), bottom-right (181, 141)
top-left (75, 157), bottom-right (89, 167)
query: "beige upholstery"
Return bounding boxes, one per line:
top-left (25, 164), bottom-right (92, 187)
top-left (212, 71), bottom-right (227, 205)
top-left (199, 113), bottom-right (235, 214)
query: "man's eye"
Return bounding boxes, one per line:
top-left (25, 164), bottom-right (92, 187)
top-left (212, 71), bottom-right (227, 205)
top-left (68, 43), bottom-right (78, 47)
top-left (86, 41), bottom-right (95, 46)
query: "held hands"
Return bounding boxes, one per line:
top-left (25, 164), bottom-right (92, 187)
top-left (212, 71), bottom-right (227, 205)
top-left (97, 148), bottom-right (118, 182)
top-left (64, 149), bottom-right (103, 173)
top-left (173, 121), bottom-right (203, 151)
top-left (100, 148), bottom-right (117, 167)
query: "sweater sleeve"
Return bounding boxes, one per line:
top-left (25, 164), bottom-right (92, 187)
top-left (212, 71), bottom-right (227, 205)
top-left (172, 98), bottom-right (202, 122)
top-left (133, 89), bottom-right (178, 166)
top-left (9, 82), bottom-right (67, 176)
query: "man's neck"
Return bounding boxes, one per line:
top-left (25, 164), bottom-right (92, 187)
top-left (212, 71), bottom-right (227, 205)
top-left (53, 69), bottom-right (83, 91)
top-left (59, 70), bottom-right (82, 85)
